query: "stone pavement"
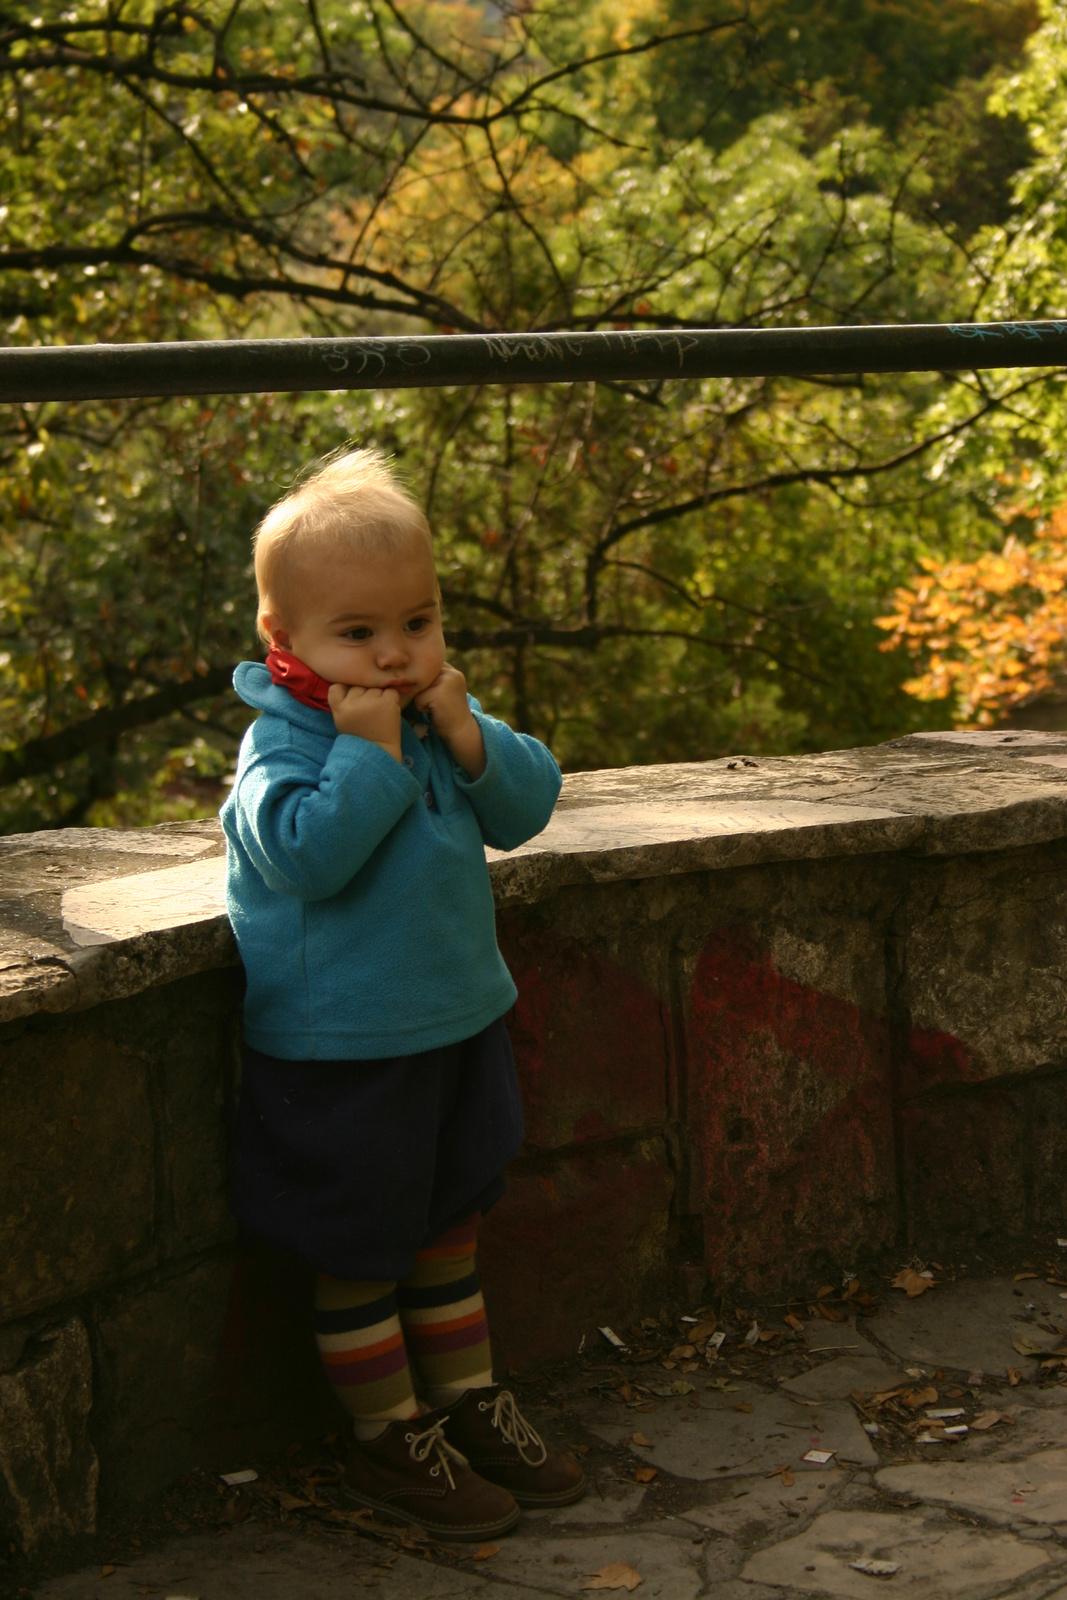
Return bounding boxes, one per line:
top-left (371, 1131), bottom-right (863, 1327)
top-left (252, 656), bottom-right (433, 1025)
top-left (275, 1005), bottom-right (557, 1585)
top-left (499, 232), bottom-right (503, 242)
top-left (31, 1274), bottom-right (1067, 1600)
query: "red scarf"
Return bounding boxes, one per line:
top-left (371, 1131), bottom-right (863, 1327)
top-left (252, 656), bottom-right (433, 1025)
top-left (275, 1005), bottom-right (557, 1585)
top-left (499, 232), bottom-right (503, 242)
top-left (265, 646), bottom-right (332, 711)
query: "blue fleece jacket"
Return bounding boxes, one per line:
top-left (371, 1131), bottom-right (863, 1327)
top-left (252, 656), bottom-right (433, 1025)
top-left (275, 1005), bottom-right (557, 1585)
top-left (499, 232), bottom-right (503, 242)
top-left (221, 662), bottom-right (562, 1060)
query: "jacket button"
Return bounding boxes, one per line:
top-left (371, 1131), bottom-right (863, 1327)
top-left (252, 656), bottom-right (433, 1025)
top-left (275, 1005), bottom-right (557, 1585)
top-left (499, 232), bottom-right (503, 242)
top-left (424, 791), bottom-right (434, 808)
top-left (403, 755), bottom-right (414, 768)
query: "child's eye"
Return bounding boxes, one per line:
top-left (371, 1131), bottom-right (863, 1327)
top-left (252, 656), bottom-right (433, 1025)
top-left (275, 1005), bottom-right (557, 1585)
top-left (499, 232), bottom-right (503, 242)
top-left (344, 627), bottom-right (372, 641)
top-left (406, 617), bottom-right (430, 634)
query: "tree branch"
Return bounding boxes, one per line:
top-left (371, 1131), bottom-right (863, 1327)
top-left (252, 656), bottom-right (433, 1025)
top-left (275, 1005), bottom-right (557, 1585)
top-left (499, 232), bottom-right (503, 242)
top-left (0, 667), bottom-right (236, 788)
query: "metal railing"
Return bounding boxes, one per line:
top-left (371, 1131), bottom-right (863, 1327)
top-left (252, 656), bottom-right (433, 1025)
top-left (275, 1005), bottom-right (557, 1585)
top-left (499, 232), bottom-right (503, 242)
top-left (1, 321), bottom-right (1067, 402)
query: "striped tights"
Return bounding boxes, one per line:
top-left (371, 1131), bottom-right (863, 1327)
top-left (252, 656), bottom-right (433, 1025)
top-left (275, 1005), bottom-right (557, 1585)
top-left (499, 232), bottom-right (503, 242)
top-left (313, 1215), bottom-right (493, 1439)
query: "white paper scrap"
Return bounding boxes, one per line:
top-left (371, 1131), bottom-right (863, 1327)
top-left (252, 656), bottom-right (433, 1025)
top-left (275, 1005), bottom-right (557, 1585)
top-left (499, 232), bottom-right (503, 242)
top-left (851, 1559), bottom-right (901, 1577)
top-left (599, 1326), bottom-right (629, 1352)
top-left (801, 1449), bottom-right (835, 1464)
top-left (220, 1469), bottom-right (258, 1486)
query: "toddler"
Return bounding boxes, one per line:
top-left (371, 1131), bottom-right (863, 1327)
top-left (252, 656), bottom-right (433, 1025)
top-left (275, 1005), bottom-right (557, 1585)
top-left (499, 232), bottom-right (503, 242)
top-left (221, 449), bottom-right (583, 1540)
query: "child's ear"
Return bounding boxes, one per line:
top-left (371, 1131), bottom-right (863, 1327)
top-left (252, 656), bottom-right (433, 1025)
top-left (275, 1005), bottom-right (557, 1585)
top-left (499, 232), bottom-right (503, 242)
top-left (261, 613), bottom-right (291, 649)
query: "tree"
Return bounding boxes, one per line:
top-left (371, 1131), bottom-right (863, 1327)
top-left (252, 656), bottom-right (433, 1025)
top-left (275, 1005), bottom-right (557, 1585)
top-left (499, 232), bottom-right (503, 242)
top-left (873, 0), bottom-right (1067, 727)
top-left (0, 0), bottom-right (1054, 828)
top-left (877, 505), bottom-right (1067, 725)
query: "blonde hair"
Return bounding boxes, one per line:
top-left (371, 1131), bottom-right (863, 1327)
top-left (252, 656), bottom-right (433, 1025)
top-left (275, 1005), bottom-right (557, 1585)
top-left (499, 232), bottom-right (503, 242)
top-left (253, 447), bottom-right (432, 642)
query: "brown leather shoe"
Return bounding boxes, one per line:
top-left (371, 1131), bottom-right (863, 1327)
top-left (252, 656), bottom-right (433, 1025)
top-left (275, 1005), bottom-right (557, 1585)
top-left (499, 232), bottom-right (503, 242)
top-left (341, 1415), bottom-right (520, 1541)
top-left (439, 1386), bottom-right (587, 1508)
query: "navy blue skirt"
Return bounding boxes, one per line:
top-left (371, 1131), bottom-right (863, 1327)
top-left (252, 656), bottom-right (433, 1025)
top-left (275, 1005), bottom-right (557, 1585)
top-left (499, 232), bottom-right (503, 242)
top-left (228, 1015), bottom-right (524, 1281)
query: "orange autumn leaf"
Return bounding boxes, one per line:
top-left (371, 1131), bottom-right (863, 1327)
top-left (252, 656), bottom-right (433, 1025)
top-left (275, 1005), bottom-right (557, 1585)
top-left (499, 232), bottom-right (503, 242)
top-left (633, 1465), bottom-right (658, 1482)
top-left (893, 1268), bottom-right (935, 1298)
top-left (877, 507), bottom-right (1067, 725)
top-left (582, 1562), bottom-right (644, 1591)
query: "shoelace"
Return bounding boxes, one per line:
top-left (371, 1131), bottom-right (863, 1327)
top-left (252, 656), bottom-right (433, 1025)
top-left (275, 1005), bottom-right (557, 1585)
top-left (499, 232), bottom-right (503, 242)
top-left (479, 1388), bottom-right (548, 1467)
top-left (406, 1418), bottom-right (467, 1490)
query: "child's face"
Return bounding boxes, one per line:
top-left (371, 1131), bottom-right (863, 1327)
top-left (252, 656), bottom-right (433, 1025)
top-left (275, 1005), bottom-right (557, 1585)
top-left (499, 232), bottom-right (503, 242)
top-left (266, 539), bottom-right (447, 707)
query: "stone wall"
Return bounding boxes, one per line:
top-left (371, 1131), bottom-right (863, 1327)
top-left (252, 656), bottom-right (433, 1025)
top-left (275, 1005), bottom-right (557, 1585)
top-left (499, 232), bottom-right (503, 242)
top-left (3, 728), bottom-right (1067, 1554)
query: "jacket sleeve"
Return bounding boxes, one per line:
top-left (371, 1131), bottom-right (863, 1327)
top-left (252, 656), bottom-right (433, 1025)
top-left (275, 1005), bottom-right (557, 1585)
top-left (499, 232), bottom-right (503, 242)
top-left (453, 700), bottom-right (562, 852)
top-left (232, 730), bottom-right (423, 900)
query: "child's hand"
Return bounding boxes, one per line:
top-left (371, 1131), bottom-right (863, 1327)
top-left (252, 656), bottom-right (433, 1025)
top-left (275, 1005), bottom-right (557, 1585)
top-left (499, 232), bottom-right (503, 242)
top-left (328, 684), bottom-right (402, 762)
top-left (414, 665), bottom-right (487, 780)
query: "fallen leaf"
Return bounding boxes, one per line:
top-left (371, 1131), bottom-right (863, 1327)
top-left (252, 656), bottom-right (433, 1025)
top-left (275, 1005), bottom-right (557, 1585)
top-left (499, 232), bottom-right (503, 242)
top-left (1007, 1366), bottom-right (1022, 1387)
top-left (1014, 1272), bottom-right (1039, 1282)
top-left (275, 1490), bottom-right (312, 1510)
top-left (758, 1329), bottom-right (779, 1342)
top-left (733, 1401), bottom-right (753, 1413)
top-left (893, 1268), bottom-right (934, 1298)
top-left (765, 1464), bottom-right (794, 1486)
top-left (617, 1382), bottom-right (633, 1402)
top-left (784, 1313), bottom-right (804, 1331)
top-left (100, 1568), bottom-right (116, 1579)
top-left (972, 1411), bottom-right (1009, 1430)
top-left (669, 1345), bottom-right (696, 1361)
top-left (902, 1386), bottom-right (938, 1410)
top-left (1012, 1336), bottom-right (1044, 1357)
top-left (817, 1302), bottom-right (847, 1322)
top-left (633, 1466), bottom-right (657, 1483)
top-left (816, 1284), bottom-right (835, 1299)
top-left (473, 1544), bottom-right (499, 1561)
top-left (869, 1386), bottom-right (909, 1405)
top-left (581, 1562), bottom-right (643, 1592)
top-left (632, 1433), bottom-right (653, 1448)
top-left (671, 1379), bottom-right (695, 1395)
top-left (689, 1318), bottom-right (717, 1340)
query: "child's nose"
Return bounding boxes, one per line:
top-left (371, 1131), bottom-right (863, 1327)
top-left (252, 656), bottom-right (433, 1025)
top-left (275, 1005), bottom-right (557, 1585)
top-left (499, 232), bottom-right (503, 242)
top-left (376, 634), bottom-right (408, 666)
